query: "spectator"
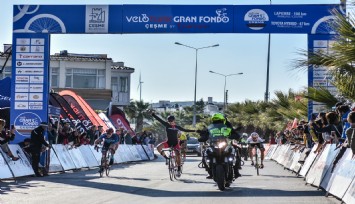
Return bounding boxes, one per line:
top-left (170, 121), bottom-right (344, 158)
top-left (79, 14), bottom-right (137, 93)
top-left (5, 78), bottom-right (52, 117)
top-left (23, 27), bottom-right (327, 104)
top-left (87, 125), bottom-right (97, 145)
top-left (269, 135), bottom-right (276, 144)
top-left (95, 125), bottom-right (104, 142)
top-left (19, 138), bottom-right (31, 160)
top-left (345, 111), bottom-right (355, 155)
top-left (47, 123), bottom-right (57, 145)
top-left (123, 130), bottom-right (132, 144)
top-left (0, 119), bottom-right (19, 161)
top-left (119, 128), bottom-right (125, 144)
top-left (337, 105), bottom-right (351, 141)
top-left (30, 122), bottom-right (50, 177)
top-left (58, 122), bottom-right (71, 144)
top-left (114, 129), bottom-right (122, 144)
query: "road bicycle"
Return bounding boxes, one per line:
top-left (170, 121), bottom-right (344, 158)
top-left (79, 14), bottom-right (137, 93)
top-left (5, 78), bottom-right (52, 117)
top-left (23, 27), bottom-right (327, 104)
top-left (162, 146), bottom-right (181, 181)
top-left (251, 142), bottom-right (263, 176)
top-left (95, 145), bottom-right (113, 177)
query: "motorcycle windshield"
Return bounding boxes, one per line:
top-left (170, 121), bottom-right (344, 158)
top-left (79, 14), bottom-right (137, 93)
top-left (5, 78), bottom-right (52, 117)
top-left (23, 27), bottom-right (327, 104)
top-left (210, 136), bottom-right (228, 146)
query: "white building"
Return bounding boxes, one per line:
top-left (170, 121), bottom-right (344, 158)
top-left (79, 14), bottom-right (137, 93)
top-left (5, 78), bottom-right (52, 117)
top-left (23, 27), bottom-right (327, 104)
top-left (0, 45), bottom-right (134, 110)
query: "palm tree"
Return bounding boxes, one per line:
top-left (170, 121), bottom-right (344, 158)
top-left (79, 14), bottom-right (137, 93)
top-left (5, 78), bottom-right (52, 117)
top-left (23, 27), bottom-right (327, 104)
top-left (124, 100), bottom-right (151, 132)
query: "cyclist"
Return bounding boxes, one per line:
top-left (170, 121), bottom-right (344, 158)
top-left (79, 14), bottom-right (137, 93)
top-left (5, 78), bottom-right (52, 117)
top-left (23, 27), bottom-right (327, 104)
top-left (94, 128), bottom-right (119, 173)
top-left (179, 131), bottom-right (188, 161)
top-left (148, 109), bottom-right (197, 177)
top-left (198, 113), bottom-right (241, 179)
top-left (247, 132), bottom-right (265, 168)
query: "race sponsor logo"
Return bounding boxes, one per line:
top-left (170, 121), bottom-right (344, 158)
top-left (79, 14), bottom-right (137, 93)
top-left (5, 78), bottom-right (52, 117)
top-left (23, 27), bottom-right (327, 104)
top-left (30, 75), bottom-right (44, 83)
top-left (244, 9), bottom-right (269, 30)
top-left (86, 5), bottom-right (109, 33)
top-left (16, 45), bottom-right (30, 52)
top-left (313, 40), bottom-right (328, 48)
top-left (16, 61), bottom-right (44, 68)
top-left (16, 68), bottom-right (44, 75)
top-left (29, 84), bottom-right (43, 92)
top-left (31, 38), bottom-right (45, 45)
top-left (31, 46), bottom-right (44, 53)
top-left (313, 47), bottom-right (328, 54)
top-left (14, 112), bottom-right (42, 136)
top-left (14, 102), bottom-right (29, 110)
top-left (16, 38), bottom-right (30, 45)
top-left (29, 105), bottom-right (43, 110)
top-left (15, 76), bottom-right (30, 83)
top-left (16, 53), bottom-right (44, 60)
top-left (15, 93), bottom-right (29, 101)
top-left (29, 102), bottom-right (43, 106)
top-left (29, 93), bottom-right (43, 101)
top-left (15, 84), bottom-right (29, 92)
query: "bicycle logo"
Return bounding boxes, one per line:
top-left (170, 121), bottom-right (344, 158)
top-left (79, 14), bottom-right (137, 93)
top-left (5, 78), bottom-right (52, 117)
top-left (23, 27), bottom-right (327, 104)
top-left (215, 8), bottom-right (229, 23)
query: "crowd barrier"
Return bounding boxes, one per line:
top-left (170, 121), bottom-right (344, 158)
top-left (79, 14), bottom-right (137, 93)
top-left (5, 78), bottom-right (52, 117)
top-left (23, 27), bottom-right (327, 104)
top-left (265, 144), bottom-right (355, 204)
top-left (0, 144), bottom-right (155, 180)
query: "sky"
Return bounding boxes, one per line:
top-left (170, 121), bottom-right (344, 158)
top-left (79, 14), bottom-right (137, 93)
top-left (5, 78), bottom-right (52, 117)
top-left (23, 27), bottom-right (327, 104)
top-left (0, 0), bottom-right (342, 104)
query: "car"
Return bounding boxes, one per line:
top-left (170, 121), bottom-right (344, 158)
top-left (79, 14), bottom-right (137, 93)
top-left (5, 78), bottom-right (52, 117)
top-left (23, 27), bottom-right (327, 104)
top-left (186, 137), bottom-right (202, 156)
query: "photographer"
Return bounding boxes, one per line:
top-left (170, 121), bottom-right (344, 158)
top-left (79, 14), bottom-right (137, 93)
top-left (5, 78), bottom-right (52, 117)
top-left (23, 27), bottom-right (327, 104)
top-left (0, 119), bottom-right (19, 161)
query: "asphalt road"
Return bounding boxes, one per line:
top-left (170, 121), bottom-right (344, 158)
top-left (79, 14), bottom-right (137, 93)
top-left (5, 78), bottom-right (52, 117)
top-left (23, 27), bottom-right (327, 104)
top-left (0, 156), bottom-right (341, 204)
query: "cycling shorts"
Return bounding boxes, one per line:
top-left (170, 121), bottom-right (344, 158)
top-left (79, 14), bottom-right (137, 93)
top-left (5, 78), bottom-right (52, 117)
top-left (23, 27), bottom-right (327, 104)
top-left (161, 141), bottom-right (180, 150)
top-left (248, 143), bottom-right (265, 150)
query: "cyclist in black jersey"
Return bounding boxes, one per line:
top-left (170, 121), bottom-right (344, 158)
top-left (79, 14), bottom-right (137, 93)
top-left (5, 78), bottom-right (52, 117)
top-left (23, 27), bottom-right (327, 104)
top-left (148, 109), bottom-right (197, 177)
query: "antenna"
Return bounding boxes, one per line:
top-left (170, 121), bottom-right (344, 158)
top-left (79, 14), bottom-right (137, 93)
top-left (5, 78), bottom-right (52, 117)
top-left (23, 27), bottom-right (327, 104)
top-left (137, 72), bottom-right (144, 101)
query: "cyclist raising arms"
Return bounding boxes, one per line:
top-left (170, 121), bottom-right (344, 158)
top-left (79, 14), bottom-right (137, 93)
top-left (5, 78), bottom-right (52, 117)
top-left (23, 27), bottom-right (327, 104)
top-left (94, 128), bottom-right (119, 172)
top-left (247, 132), bottom-right (265, 168)
top-left (148, 110), bottom-right (197, 177)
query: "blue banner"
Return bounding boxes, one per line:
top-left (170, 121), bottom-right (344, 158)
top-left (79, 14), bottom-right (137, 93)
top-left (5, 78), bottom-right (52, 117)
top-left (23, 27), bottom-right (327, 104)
top-left (234, 4), bottom-right (344, 34)
top-left (307, 34), bottom-right (336, 119)
top-left (10, 33), bottom-right (49, 143)
top-left (13, 4), bottom-right (345, 34)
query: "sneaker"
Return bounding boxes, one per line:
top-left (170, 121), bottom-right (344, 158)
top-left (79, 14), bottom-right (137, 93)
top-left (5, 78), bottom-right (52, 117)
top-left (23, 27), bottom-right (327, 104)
top-left (251, 161), bottom-right (255, 166)
top-left (12, 156), bottom-right (19, 161)
top-left (260, 164), bottom-right (264, 169)
top-left (234, 172), bottom-right (241, 178)
top-left (176, 170), bottom-right (181, 178)
top-left (206, 175), bottom-right (213, 179)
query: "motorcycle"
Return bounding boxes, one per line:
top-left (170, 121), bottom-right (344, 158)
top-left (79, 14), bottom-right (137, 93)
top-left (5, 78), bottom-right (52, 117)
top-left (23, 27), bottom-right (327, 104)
top-left (205, 136), bottom-right (235, 191)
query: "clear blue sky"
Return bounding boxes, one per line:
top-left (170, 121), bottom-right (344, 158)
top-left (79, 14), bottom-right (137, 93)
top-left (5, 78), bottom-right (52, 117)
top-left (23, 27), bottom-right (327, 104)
top-left (0, 0), bottom-right (340, 104)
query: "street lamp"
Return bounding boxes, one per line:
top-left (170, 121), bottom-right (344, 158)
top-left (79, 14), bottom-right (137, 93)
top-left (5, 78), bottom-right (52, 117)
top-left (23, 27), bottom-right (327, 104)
top-left (209, 70), bottom-right (243, 112)
top-left (175, 42), bottom-right (219, 127)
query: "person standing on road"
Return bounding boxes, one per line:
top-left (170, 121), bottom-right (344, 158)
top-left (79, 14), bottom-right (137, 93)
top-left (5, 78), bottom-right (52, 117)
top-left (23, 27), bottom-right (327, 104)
top-left (30, 122), bottom-right (50, 177)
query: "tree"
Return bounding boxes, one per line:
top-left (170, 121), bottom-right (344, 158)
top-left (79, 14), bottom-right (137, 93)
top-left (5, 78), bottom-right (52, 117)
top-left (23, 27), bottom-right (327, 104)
top-left (124, 100), bottom-right (151, 132)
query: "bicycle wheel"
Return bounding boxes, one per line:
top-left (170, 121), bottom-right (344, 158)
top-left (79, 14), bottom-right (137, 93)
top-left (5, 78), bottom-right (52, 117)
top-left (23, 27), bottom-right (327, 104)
top-left (168, 157), bottom-right (175, 181)
top-left (105, 163), bottom-right (110, 176)
top-left (255, 147), bottom-right (259, 176)
top-left (105, 153), bottom-right (111, 177)
top-left (99, 158), bottom-right (105, 177)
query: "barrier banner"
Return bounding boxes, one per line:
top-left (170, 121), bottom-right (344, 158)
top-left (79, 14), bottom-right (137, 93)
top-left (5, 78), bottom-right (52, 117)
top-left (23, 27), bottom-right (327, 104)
top-left (343, 177), bottom-right (355, 204)
top-left (142, 145), bottom-right (155, 160)
top-left (271, 145), bottom-right (282, 160)
top-left (48, 147), bottom-right (63, 172)
top-left (67, 146), bottom-right (88, 169)
top-left (117, 145), bottom-right (130, 162)
top-left (312, 144), bottom-right (340, 187)
top-left (135, 145), bottom-right (149, 160)
top-left (299, 144), bottom-right (319, 177)
top-left (282, 146), bottom-right (295, 167)
top-left (0, 151), bottom-right (14, 179)
top-left (284, 150), bottom-right (296, 169)
top-left (78, 145), bottom-right (99, 168)
top-left (127, 145), bottom-right (142, 161)
top-left (114, 147), bottom-right (124, 164)
top-left (277, 145), bottom-right (290, 164)
top-left (265, 145), bottom-right (277, 160)
top-left (88, 145), bottom-right (102, 164)
top-left (121, 145), bottom-right (135, 161)
top-left (52, 144), bottom-right (76, 170)
top-left (289, 151), bottom-right (301, 172)
top-left (0, 145), bottom-right (34, 177)
top-left (328, 149), bottom-right (355, 199)
top-left (306, 144), bottom-right (331, 184)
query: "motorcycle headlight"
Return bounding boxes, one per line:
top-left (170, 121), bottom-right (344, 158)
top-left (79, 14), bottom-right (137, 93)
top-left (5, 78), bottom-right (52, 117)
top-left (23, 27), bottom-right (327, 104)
top-left (216, 141), bottom-right (227, 149)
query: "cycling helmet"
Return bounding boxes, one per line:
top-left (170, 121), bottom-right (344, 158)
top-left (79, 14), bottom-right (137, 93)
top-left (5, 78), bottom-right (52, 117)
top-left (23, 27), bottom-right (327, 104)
top-left (211, 113), bottom-right (226, 123)
top-left (250, 132), bottom-right (259, 138)
top-left (242, 133), bottom-right (248, 137)
top-left (167, 115), bottom-right (175, 122)
top-left (106, 128), bottom-right (114, 134)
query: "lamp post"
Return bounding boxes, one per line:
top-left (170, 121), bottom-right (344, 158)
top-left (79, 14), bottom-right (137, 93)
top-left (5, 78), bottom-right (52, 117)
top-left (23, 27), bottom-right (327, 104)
top-left (265, 0), bottom-right (272, 102)
top-left (175, 42), bottom-right (219, 127)
top-left (209, 70), bottom-right (243, 112)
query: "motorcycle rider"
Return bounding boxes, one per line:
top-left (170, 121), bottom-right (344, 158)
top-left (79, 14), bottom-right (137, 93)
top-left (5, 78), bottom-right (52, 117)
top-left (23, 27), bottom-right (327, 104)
top-left (198, 113), bottom-right (241, 179)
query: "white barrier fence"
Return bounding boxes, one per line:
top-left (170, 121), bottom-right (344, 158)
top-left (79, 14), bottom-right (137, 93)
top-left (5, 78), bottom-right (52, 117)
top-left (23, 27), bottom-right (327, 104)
top-left (265, 144), bottom-right (355, 204)
top-left (0, 144), bottom-right (155, 179)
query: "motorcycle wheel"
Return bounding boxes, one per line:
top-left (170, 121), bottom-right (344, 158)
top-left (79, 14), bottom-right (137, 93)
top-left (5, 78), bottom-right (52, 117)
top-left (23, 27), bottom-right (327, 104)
top-left (216, 165), bottom-right (226, 191)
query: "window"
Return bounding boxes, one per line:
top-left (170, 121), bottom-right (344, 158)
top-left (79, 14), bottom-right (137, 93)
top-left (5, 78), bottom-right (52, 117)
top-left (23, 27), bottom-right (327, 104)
top-left (120, 77), bottom-right (128, 92)
top-left (50, 67), bottom-right (59, 88)
top-left (0, 67), bottom-right (12, 80)
top-left (65, 68), bottom-right (105, 88)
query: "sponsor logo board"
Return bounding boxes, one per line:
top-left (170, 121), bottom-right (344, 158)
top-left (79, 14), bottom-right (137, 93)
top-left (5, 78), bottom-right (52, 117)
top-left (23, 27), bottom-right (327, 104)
top-left (14, 102), bottom-right (29, 110)
top-left (29, 76), bottom-right (44, 83)
top-left (15, 84), bottom-right (29, 92)
top-left (29, 93), bottom-right (43, 101)
top-left (15, 76), bottom-right (30, 83)
top-left (15, 93), bottom-right (29, 101)
top-left (31, 38), bottom-right (45, 45)
top-left (16, 38), bottom-right (30, 45)
top-left (16, 53), bottom-right (44, 60)
top-left (16, 68), bottom-right (44, 75)
top-left (16, 45), bottom-right (30, 52)
top-left (16, 61), bottom-right (44, 68)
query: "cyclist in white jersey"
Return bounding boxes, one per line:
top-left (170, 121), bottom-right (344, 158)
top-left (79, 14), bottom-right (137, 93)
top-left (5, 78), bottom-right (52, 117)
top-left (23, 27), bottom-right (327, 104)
top-left (247, 132), bottom-right (265, 168)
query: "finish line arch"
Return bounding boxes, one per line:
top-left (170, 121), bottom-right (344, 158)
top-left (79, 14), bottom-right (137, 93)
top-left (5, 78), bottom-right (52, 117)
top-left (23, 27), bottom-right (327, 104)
top-left (11, 3), bottom-right (345, 141)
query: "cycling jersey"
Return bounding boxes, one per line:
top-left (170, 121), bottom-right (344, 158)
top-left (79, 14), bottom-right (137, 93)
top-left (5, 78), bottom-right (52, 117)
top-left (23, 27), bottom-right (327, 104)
top-left (152, 113), bottom-right (195, 147)
top-left (246, 136), bottom-right (264, 144)
top-left (99, 133), bottom-right (119, 150)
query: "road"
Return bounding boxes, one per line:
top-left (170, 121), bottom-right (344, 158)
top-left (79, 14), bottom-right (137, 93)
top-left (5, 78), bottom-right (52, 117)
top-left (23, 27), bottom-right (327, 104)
top-left (0, 156), bottom-right (341, 204)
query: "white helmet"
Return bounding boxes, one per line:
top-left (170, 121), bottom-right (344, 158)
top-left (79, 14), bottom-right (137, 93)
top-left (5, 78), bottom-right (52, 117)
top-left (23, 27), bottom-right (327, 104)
top-left (250, 132), bottom-right (259, 138)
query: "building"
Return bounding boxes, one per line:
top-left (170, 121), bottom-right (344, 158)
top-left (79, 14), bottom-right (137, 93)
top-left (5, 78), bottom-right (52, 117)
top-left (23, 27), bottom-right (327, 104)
top-left (0, 45), bottom-right (134, 110)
